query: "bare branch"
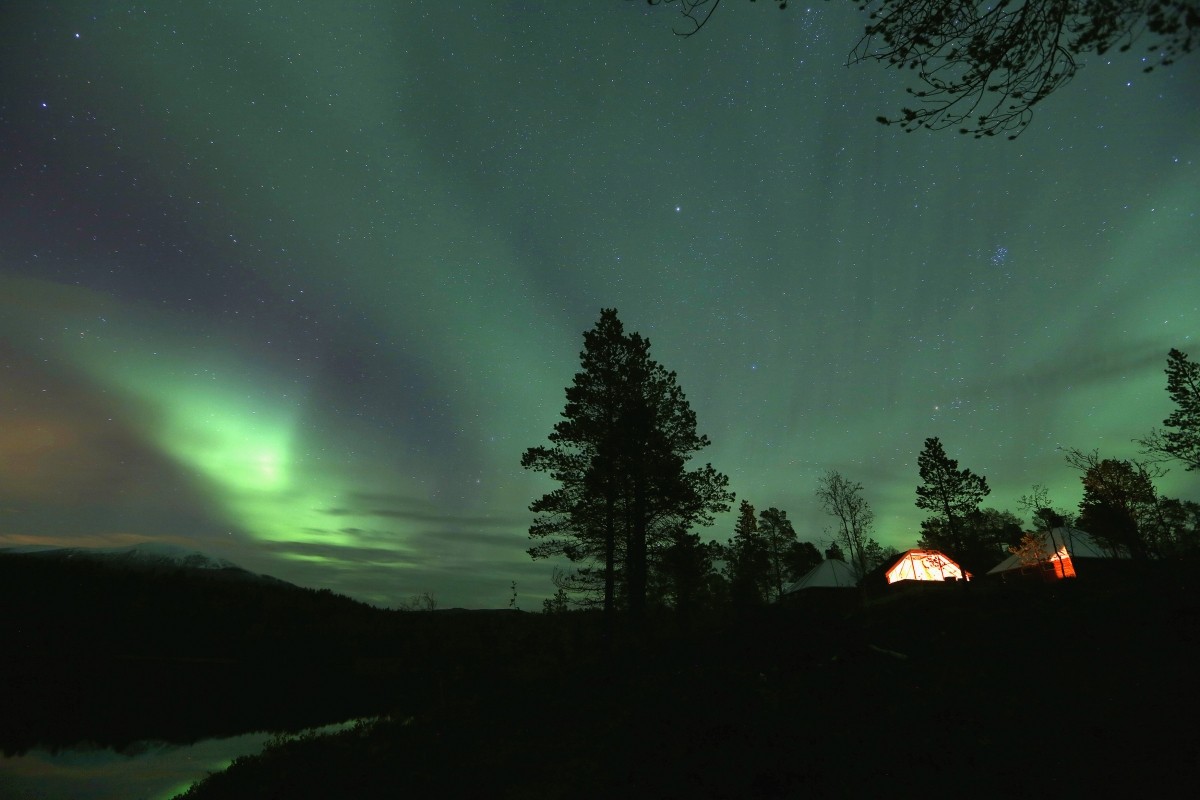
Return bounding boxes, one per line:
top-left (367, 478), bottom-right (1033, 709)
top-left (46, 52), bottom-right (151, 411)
top-left (651, 0), bottom-right (1199, 138)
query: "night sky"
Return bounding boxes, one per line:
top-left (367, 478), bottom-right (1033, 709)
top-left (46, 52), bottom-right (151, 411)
top-left (1, 2), bottom-right (1196, 609)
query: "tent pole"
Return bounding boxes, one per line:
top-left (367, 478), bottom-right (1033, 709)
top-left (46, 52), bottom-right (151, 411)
top-left (1047, 527), bottom-right (1060, 580)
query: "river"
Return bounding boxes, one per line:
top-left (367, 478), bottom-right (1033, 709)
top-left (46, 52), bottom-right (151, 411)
top-left (0, 719), bottom-right (366, 800)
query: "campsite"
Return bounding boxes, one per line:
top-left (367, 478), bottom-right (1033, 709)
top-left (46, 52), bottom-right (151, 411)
top-left (169, 549), bottom-right (1198, 798)
top-left (2, 534), bottom-right (1197, 797)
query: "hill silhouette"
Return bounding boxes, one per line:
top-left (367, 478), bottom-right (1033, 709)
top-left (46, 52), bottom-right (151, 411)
top-left (175, 561), bottom-right (1199, 798)
top-left (4, 549), bottom-right (1197, 794)
top-left (0, 549), bottom-right (451, 753)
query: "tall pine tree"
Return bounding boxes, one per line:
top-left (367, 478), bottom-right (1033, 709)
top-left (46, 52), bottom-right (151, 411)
top-left (725, 500), bottom-right (767, 606)
top-left (522, 309), bottom-right (732, 622)
top-left (915, 437), bottom-right (990, 561)
top-left (757, 507), bottom-right (798, 603)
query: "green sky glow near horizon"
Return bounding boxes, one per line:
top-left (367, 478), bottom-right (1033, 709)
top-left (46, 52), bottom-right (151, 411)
top-left (1, 2), bottom-right (1196, 607)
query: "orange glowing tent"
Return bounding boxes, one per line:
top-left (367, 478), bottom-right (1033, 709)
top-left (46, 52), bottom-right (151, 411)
top-left (987, 527), bottom-right (1118, 580)
top-left (885, 549), bottom-right (971, 584)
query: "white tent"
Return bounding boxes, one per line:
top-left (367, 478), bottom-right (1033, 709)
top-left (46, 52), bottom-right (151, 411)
top-left (784, 558), bottom-right (859, 593)
top-left (987, 527), bottom-right (1117, 578)
top-left (885, 549), bottom-right (970, 584)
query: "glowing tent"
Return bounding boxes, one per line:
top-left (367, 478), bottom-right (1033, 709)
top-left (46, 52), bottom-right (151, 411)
top-left (885, 549), bottom-right (971, 584)
top-left (783, 558), bottom-right (859, 593)
top-left (987, 527), bottom-right (1116, 579)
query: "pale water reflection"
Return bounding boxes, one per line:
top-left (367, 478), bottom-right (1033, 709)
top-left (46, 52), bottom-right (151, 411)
top-left (0, 719), bottom-right (364, 800)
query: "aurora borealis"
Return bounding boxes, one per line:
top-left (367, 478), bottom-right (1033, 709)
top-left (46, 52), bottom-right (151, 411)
top-left (1, 2), bottom-right (1196, 608)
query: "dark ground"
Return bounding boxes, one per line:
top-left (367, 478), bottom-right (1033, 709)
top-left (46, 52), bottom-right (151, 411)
top-left (172, 564), bottom-right (1200, 799)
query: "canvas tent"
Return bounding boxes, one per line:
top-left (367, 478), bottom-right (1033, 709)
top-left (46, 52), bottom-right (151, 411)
top-left (987, 526), bottom-right (1116, 579)
top-left (885, 549), bottom-right (971, 584)
top-left (783, 558), bottom-right (859, 593)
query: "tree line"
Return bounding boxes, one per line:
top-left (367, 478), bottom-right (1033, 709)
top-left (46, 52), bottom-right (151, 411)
top-left (523, 310), bottom-right (1199, 619)
top-left (912, 346), bottom-right (1200, 571)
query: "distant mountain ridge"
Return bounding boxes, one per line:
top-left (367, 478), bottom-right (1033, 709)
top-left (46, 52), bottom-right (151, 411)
top-left (0, 540), bottom-right (415, 755)
top-left (1, 541), bottom-right (256, 575)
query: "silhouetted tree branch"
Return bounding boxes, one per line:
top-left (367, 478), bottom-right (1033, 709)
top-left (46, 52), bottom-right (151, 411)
top-left (853, 0), bottom-right (1198, 138)
top-left (815, 469), bottom-right (875, 578)
top-left (1138, 348), bottom-right (1200, 471)
top-left (644, 0), bottom-right (790, 36)
top-left (644, 0), bottom-right (1199, 138)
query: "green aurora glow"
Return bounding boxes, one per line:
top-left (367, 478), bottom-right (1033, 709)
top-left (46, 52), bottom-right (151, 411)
top-left (1, 2), bottom-right (1196, 607)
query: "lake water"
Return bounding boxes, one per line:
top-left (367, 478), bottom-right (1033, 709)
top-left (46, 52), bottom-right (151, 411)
top-left (0, 719), bottom-right (364, 800)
